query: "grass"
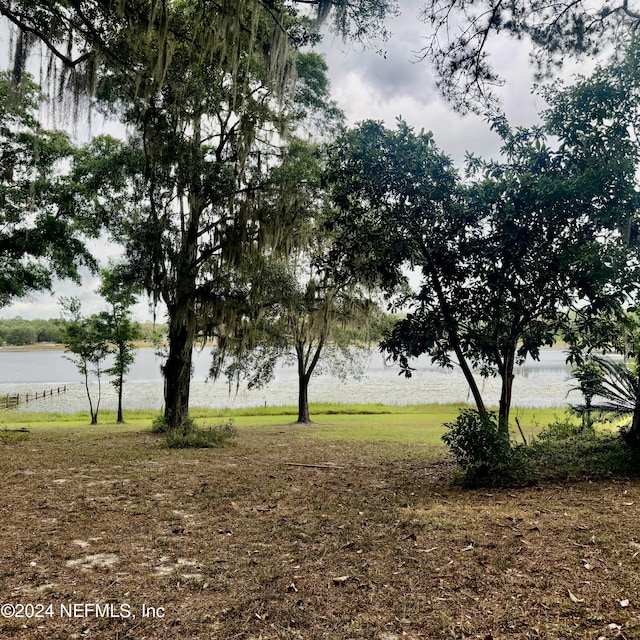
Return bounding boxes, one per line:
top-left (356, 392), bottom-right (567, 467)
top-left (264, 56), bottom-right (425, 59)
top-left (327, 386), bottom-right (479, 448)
top-left (0, 402), bottom-right (564, 443)
top-left (1, 412), bottom-right (640, 639)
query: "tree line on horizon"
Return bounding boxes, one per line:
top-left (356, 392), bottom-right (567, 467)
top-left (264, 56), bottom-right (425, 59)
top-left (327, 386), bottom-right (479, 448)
top-left (0, 317), bottom-right (165, 347)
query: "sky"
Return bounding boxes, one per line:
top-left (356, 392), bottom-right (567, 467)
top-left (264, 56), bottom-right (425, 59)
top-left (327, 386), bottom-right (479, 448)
top-left (0, 1), bottom-right (592, 322)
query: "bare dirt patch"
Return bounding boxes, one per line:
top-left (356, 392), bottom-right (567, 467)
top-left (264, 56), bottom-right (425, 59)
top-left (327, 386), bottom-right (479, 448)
top-left (1, 426), bottom-right (639, 639)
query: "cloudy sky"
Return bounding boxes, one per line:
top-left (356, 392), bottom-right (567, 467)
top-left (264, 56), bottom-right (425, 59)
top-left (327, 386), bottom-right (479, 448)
top-left (1, 1), bottom-right (588, 322)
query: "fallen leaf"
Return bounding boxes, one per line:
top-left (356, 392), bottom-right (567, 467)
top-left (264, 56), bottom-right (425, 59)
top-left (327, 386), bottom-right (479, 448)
top-left (568, 589), bottom-right (584, 603)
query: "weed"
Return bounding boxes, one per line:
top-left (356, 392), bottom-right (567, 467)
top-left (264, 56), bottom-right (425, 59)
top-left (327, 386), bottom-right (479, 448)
top-left (0, 427), bottom-right (29, 443)
top-left (164, 419), bottom-right (237, 449)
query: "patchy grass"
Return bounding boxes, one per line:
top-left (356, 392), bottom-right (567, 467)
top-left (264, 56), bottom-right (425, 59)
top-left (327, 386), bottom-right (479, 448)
top-left (1, 418), bottom-right (640, 639)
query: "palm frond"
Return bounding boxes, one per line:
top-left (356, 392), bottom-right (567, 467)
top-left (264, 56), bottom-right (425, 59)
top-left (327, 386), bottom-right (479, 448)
top-left (588, 355), bottom-right (639, 415)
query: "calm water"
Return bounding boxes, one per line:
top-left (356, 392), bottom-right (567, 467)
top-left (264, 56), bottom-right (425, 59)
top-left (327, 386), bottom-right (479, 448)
top-left (0, 347), bottom-right (579, 413)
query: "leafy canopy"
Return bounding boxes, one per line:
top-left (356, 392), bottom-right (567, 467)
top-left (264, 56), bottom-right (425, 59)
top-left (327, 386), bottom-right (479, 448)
top-left (0, 72), bottom-right (96, 308)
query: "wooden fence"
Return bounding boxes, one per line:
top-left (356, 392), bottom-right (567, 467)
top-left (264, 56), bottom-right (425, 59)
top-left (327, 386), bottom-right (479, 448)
top-left (0, 386), bottom-right (67, 409)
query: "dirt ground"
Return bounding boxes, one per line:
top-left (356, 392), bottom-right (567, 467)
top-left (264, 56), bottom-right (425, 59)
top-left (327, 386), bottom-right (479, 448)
top-left (1, 424), bottom-right (639, 639)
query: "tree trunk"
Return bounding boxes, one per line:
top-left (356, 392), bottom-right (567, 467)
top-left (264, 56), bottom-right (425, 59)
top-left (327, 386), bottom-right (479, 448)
top-left (498, 349), bottom-right (515, 435)
top-left (295, 336), bottom-right (325, 424)
top-left (83, 363), bottom-right (99, 425)
top-left (117, 361), bottom-right (124, 423)
top-left (429, 268), bottom-right (488, 419)
top-left (297, 373), bottom-right (311, 424)
top-left (631, 408), bottom-right (640, 438)
top-left (163, 305), bottom-right (195, 432)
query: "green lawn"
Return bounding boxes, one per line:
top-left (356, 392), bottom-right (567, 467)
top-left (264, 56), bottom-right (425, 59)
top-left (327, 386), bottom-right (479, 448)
top-left (0, 402), bottom-right (573, 444)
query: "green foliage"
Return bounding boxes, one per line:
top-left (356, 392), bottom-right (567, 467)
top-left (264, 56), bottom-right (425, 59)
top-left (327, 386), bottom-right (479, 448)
top-left (0, 321), bottom-right (36, 346)
top-left (513, 432), bottom-right (640, 483)
top-left (211, 136), bottom-right (380, 424)
top-left (442, 409), bottom-right (512, 482)
top-left (1, 0), bottom-right (396, 436)
top-left (150, 414), bottom-right (168, 434)
top-left (163, 419), bottom-right (237, 449)
top-left (0, 72), bottom-right (96, 309)
top-left (537, 418), bottom-right (594, 441)
top-left (570, 354), bottom-right (640, 449)
top-left (326, 66), bottom-right (640, 432)
top-left (60, 297), bottom-right (112, 425)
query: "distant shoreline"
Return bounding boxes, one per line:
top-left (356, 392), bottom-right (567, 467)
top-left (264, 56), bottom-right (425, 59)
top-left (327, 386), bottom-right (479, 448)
top-left (0, 341), bottom-right (159, 352)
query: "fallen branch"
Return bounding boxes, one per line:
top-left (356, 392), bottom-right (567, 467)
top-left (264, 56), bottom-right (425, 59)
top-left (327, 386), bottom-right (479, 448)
top-left (285, 462), bottom-right (345, 469)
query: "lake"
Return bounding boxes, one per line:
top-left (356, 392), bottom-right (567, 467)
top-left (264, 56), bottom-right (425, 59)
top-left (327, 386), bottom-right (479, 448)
top-left (0, 346), bottom-right (580, 413)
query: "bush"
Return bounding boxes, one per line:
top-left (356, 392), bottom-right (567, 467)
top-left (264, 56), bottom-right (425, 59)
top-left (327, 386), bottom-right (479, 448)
top-left (150, 413), bottom-right (183, 433)
top-left (537, 418), bottom-right (594, 442)
top-left (515, 432), bottom-right (640, 483)
top-left (163, 419), bottom-right (237, 449)
top-left (620, 423), bottom-right (640, 452)
top-left (442, 409), bottom-right (512, 483)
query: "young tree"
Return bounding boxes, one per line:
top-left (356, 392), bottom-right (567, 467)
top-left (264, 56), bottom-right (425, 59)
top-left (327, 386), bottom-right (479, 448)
top-left (213, 254), bottom-right (376, 423)
top-left (99, 266), bottom-right (141, 424)
top-left (60, 298), bottom-right (112, 425)
top-left (0, 72), bottom-right (95, 308)
top-left (326, 88), bottom-right (638, 432)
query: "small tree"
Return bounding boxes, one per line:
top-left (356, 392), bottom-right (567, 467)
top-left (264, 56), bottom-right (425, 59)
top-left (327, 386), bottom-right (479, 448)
top-left (212, 253), bottom-right (376, 424)
top-left (99, 265), bottom-right (141, 423)
top-left (60, 297), bottom-right (111, 425)
top-left (570, 359), bottom-right (605, 432)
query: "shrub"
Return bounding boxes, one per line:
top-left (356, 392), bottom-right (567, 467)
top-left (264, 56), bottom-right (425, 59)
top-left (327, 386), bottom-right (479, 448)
top-left (537, 418), bottom-right (594, 442)
top-left (515, 432), bottom-right (640, 482)
top-left (442, 409), bottom-right (512, 483)
top-left (150, 413), bottom-right (192, 434)
top-left (164, 419), bottom-right (237, 449)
